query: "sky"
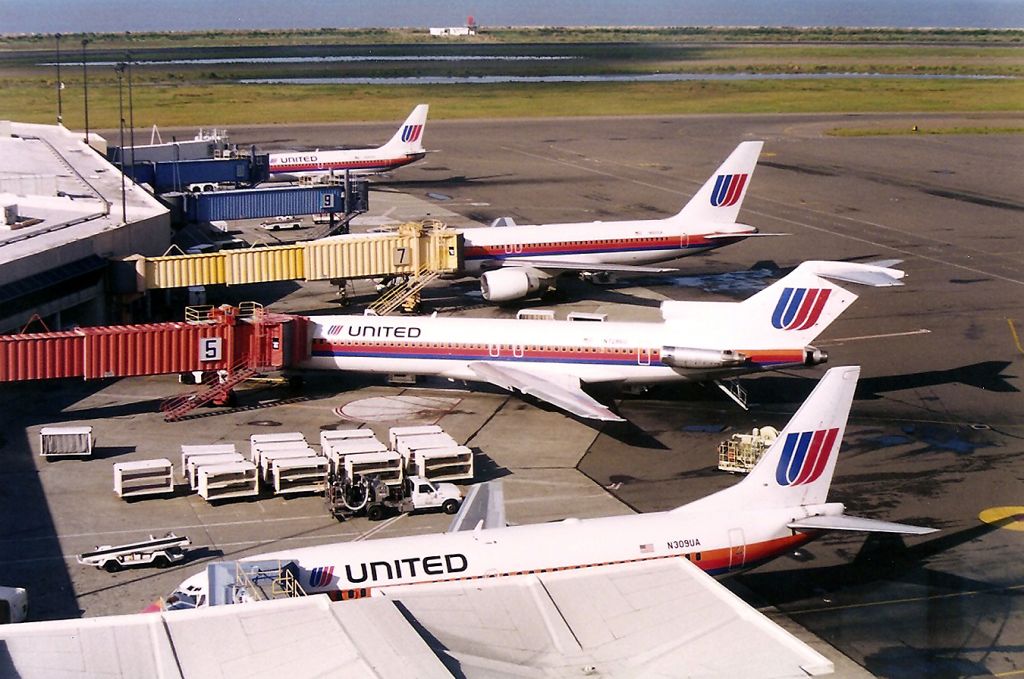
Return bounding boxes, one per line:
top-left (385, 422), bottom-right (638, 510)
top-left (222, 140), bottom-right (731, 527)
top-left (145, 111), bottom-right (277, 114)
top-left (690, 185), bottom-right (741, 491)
top-left (2, 0), bottom-right (1023, 33)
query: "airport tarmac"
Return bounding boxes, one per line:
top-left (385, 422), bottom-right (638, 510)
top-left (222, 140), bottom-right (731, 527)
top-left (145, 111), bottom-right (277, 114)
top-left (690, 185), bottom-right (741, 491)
top-left (2, 113), bottom-right (1022, 678)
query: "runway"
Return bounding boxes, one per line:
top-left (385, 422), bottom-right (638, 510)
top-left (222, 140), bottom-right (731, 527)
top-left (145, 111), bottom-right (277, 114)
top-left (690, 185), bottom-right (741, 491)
top-left (3, 112), bottom-right (1022, 677)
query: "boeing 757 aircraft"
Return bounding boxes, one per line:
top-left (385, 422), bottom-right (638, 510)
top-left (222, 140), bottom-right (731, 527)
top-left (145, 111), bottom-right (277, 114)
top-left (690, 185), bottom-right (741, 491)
top-left (267, 104), bottom-right (429, 181)
top-left (299, 260), bottom-right (906, 420)
top-left (462, 140), bottom-right (769, 302)
top-left (167, 366), bottom-right (933, 611)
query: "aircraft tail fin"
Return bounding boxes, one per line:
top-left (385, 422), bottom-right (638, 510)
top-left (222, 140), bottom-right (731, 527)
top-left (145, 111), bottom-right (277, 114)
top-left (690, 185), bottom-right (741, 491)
top-left (678, 366), bottom-right (859, 514)
top-left (382, 104), bottom-right (429, 153)
top-left (672, 140), bottom-right (763, 224)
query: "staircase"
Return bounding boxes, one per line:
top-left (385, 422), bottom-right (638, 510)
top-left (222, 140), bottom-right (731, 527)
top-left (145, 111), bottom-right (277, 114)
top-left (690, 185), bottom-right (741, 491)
top-left (159, 356), bottom-right (258, 421)
top-left (367, 266), bottom-right (442, 316)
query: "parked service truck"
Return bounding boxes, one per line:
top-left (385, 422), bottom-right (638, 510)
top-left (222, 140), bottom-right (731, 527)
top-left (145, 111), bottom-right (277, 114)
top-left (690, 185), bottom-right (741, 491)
top-left (326, 474), bottom-right (461, 522)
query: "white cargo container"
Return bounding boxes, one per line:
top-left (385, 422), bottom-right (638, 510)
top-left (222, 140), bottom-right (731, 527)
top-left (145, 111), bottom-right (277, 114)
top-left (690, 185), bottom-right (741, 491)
top-left (272, 456), bottom-right (329, 495)
top-left (344, 451), bottom-right (403, 486)
top-left (197, 461), bottom-right (259, 501)
top-left (187, 452), bottom-right (245, 490)
top-left (249, 432), bottom-right (305, 460)
top-left (394, 432), bottom-right (459, 462)
top-left (180, 443), bottom-right (237, 478)
top-left (259, 447), bottom-right (319, 482)
top-left (113, 459), bottom-right (175, 499)
top-left (250, 440), bottom-right (310, 465)
top-left (39, 426), bottom-right (93, 457)
top-left (324, 438), bottom-right (388, 474)
top-left (320, 428), bottom-right (377, 449)
top-left (388, 425), bottom-right (443, 449)
top-left (411, 447), bottom-right (475, 483)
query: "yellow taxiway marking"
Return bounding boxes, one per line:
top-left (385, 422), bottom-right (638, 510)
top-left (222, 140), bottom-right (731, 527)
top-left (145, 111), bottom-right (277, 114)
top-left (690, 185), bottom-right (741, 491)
top-left (1009, 319), bottom-right (1024, 355)
top-left (979, 506), bottom-right (1024, 532)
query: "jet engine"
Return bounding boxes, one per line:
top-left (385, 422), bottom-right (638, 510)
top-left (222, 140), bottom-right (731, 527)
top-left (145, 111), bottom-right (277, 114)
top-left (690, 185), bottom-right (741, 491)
top-left (660, 347), bottom-right (749, 369)
top-left (804, 346), bottom-right (828, 365)
top-left (480, 268), bottom-right (546, 302)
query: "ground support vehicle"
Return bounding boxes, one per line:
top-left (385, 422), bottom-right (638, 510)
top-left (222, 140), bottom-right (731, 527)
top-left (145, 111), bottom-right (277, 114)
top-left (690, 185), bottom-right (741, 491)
top-left (325, 474), bottom-right (462, 521)
top-left (77, 533), bottom-right (191, 572)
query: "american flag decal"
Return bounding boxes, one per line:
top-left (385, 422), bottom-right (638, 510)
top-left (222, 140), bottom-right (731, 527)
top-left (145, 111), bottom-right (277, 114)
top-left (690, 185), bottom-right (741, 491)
top-left (640, 543), bottom-right (654, 554)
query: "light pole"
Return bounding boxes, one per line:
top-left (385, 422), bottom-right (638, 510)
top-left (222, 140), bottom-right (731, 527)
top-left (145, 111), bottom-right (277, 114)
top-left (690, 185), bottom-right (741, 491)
top-left (55, 33), bottom-right (63, 124)
top-left (125, 52), bottom-right (136, 179)
top-left (81, 38), bottom-right (90, 146)
top-left (116, 62), bottom-right (127, 223)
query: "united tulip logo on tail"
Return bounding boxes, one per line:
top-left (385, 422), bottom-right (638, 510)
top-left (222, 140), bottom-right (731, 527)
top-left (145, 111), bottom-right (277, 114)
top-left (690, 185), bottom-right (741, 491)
top-left (710, 173), bottom-right (749, 207)
top-left (771, 287), bottom-right (831, 330)
top-left (309, 566), bottom-right (334, 588)
top-left (775, 429), bottom-right (840, 486)
top-left (401, 124), bottom-right (423, 143)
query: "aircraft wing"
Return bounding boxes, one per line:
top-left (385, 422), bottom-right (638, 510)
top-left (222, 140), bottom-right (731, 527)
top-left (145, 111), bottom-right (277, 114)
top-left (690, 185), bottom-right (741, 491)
top-left (468, 361), bottom-right (625, 422)
top-left (0, 560), bottom-right (835, 678)
top-left (381, 558), bottom-right (834, 677)
top-left (497, 258), bottom-right (675, 274)
top-left (446, 480), bottom-right (506, 532)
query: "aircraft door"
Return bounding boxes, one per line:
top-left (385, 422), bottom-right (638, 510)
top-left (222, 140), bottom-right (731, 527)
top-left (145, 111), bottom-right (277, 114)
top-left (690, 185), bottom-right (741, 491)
top-left (680, 233), bottom-right (689, 250)
top-left (513, 344), bottom-right (524, 358)
top-left (637, 347), bottom-right (651, 365)
top-left (727, 528), bottom-right (746, 570)
top-left (503, 242), bottom-right (524, 255)
top-left (488, 342), bottom-right (501, 357)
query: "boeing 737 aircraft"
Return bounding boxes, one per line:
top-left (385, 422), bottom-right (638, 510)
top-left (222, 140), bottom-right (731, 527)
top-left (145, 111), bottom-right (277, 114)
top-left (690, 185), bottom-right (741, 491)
top-left (266, 104), bottom-right (429, 181)
top-left (462, 140), bottom-right (768, 302)
top-left (167, 366), bottom-right (934, 611)
top-left (299, 260), bottom-right (906, 420)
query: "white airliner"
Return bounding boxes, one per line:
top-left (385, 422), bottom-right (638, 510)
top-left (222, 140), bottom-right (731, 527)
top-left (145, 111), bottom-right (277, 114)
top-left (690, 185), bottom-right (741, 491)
top-left (167, 366), bottom-right (934, 611)
top-left (299, 259), bottom-right (906, 420)
top-left (266, 104), bottom-right (429, 181)
top-left (462, 140), bottom-right (769, 302)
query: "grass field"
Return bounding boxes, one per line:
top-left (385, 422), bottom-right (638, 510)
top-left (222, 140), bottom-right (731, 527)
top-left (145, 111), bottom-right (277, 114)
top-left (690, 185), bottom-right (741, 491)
top-left (1, 27), bottom-right (1021, 128)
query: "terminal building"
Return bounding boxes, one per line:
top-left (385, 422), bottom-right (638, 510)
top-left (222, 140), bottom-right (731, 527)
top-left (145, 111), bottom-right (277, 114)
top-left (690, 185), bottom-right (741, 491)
top-left (0, 121), bottom-right (170, 333)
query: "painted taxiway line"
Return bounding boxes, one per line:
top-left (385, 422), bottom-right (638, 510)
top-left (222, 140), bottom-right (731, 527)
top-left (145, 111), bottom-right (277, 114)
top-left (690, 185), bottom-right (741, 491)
top-left (817, 328), bottom-right (931, 345)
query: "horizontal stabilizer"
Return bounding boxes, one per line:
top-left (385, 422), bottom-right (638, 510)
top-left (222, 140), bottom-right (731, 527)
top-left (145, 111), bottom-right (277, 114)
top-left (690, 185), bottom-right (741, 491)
top-left (801, 260), bottom-right (906, 287)
top-left (789, 514), bottom-right (936, 535)
top-left (500, 259), bottom-right (674, 274)
top-left (705, 232), bottom-right (789, 239)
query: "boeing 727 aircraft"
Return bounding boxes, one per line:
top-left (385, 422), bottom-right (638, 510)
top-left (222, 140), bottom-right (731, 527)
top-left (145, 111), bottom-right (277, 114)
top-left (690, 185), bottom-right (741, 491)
top-left (463, 140), bottom-right (768, 302)
top-left (167, 366), bottom-right (933, 611)
top-left (267, 104), bottom-right (429, 181)
top-left (299, 259), bottom-right (906, 420)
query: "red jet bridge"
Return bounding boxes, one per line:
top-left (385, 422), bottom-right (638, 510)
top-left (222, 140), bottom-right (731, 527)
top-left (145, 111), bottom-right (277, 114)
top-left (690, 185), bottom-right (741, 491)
top-left (0, 303), bottom-right (309, 420)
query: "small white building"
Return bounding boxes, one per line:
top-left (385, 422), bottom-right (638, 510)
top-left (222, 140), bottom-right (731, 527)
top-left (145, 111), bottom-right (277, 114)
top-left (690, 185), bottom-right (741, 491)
top-left (429, 26), bottom-right (475, 36)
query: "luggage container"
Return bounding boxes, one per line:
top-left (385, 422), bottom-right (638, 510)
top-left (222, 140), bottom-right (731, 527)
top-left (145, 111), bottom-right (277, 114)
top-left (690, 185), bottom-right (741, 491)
top-left (323, 438), bottom-right (388, 474)
top-left (188, 452), bottom-right (245, 490)
top-left (251, 440), bottom-right (310, 467)
top-left (259, 447), bottom-right (319, 482)
top-left (388, 425), bottom-right (443, 449)
top-left (272, 456), bottom-right (328, 496)
top-left (344, 451), bottom-right (403, 486)
top-left (394, 432), bottom-right (458, 463)
top-left (113, 459), bottom-right (175, 499)
top-left (197, 461), bottom-right (259, 501)
top-left (411, 447), bottom-right (475, 483)
top-left (249, 432), bottom-right (306, 460)
top-left (180, 443), bottom-right (237, 478)
top-left (39, 426), bottom-right (94, 457)
top-left (320, 428), bottom-right (377, 449)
